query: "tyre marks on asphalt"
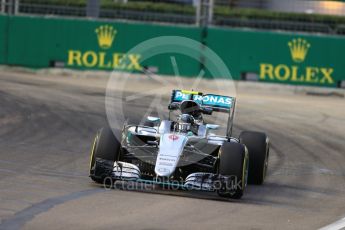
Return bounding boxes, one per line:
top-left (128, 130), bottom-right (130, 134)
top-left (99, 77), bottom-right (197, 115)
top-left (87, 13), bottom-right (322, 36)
top-left (0, 189), bottom-right (102, 230)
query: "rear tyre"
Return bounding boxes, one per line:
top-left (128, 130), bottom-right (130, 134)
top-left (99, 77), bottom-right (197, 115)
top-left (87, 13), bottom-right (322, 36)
top-left (239, 131), bottom-right (269, 185)
top-left (89, 127), bottom-right (121, 183)
top-left (218, 142), bottom-right (248, 199)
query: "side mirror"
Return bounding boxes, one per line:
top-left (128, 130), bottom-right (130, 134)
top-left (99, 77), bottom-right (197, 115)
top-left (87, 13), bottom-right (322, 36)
top-left (168, 103), bottom-right (179, 110)
top-left (147, 116), bottom-right (160, 123)
top-left (206, 124), bottom-right (219, 130)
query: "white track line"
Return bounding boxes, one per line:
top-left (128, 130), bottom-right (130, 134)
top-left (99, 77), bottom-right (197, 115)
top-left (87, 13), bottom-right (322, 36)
top-left (319, 217), bottom-right (345, 230)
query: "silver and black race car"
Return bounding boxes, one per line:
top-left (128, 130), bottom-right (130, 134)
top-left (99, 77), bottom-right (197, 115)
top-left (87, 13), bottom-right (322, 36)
top-left (89, 90), bottom-right (269, 199)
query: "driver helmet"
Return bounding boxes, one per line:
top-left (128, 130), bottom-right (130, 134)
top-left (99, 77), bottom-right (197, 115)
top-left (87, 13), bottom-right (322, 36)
top-left (177, 114), bottom-right (194, 133)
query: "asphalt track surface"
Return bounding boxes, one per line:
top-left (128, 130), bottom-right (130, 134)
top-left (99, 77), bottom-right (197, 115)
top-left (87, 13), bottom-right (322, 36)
top-left (0, 70), bottom-right (345, 230)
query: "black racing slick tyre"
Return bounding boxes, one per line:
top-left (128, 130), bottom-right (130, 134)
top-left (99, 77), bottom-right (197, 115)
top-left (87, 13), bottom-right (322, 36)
top-left (218, 142), bottom-right (248, 199)
top-left (239, 131), bottom-right (269, 185)
top-left (89, 127), bottom-right (121, 183)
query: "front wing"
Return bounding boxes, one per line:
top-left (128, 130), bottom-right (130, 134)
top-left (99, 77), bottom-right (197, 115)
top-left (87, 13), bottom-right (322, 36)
top-left (91, 158), bottom-right (239, 193)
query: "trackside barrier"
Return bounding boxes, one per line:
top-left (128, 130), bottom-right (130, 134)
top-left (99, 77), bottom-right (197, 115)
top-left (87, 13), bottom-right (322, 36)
top-left (0, 15), bottom-right (344, 87)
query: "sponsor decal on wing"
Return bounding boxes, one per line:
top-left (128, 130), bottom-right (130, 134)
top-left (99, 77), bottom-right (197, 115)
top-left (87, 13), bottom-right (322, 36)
top-left (199, 95), bottom-right (233, 109)
top-left (173, 90), bottom-right (233, 109)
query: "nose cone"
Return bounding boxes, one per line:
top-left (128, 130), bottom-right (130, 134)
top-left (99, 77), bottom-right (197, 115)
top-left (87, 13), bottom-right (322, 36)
top-left (155, 164), bottom-right (174, 177)
top-left (154, 134), bottom-right (187, 177)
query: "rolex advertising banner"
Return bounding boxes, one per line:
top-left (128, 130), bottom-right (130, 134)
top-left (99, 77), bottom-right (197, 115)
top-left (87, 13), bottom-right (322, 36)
top-left (207, 27), bottom-right (345, 87)
top-left (4, 15), bottom-right (202, 77)
top-left (0, 15), bottom-right (344, 87)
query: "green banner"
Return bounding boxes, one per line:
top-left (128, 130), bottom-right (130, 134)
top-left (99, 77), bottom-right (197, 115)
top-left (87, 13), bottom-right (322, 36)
top-left (0, 15), bottom-right (344, 87)
top-left (207, 27), bottom-right (345, 87)
top-left (5, 15), bottom-right (202, 76)
top-left (0, 16), bottom-right (7, 64)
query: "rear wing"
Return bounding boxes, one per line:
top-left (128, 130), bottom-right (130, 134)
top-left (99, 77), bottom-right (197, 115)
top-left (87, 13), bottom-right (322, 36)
top-left (170, 90), bottom-right (235, 113)
top-left (169, 90), bottom-right (236, 137)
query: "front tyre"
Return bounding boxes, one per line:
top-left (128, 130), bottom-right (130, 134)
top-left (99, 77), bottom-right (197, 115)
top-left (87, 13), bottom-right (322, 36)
top-left (89, 127), bottom-right (121, 183)
top-left (239, 131), bottom-right (269, 185)
top-left (218, 142), bottom-right (248, 199)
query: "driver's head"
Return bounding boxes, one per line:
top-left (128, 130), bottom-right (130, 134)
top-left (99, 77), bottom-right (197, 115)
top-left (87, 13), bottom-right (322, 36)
top-left (180, 100), bottom-right (201, 117)
top-left (177, 114), bottom-right (194, 133)
top-left (179, 114), bottom-right (194, 124)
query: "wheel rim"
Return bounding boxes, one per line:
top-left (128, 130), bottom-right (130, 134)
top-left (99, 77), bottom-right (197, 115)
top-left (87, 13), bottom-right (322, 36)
top-left (243, 151), bottom-right (249, 189)
top-left (89, 134), bottom-right (99, 171)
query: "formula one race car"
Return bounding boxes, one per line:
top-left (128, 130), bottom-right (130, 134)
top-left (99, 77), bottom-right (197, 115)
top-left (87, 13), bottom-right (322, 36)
top-left (89, 90), bottom-right (269, 199)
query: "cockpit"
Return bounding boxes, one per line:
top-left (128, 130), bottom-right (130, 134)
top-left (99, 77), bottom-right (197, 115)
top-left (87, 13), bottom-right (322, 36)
top-left (176, 113), bottom-right (194, 133)
top-left (174, 100), bottom-right (204, 134)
